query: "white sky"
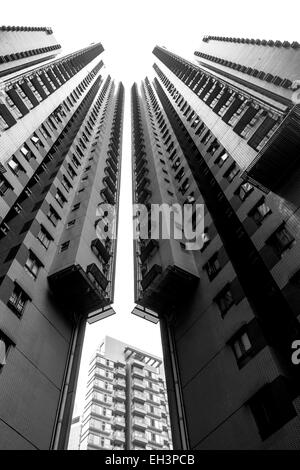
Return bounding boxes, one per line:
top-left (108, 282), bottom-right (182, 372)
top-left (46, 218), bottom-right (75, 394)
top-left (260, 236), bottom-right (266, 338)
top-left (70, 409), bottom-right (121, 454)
top-left (2, 0), bottom-right (299, 415)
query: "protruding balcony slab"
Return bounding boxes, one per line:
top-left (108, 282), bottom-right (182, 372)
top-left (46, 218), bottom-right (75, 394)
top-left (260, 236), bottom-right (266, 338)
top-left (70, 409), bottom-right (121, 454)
top-left (48, 264), bottom-right (110, 315)
top-left (138, 264), bottom-right (199, 314)
top-left (244, 106), bottom-right (300, 192)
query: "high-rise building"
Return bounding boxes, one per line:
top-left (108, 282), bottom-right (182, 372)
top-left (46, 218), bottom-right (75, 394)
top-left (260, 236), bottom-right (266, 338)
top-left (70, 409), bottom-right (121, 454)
top-left (78, 336), bottom-right (173, 450)
top-left (131, 38), bottom-right (300, 449)
top-left (0, 25), bottom-right (62, 76)
top-left (68, 414), bottom-right (82, 450)
top-left (0, 25), bottom-right (124, 449)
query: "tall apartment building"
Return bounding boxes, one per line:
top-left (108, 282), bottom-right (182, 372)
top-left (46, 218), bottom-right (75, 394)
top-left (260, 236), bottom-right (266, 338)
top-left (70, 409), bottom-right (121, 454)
top-left (0, 25), bottom-right (124, 449)
top-left (0, 25), bottom-right (62, 76)
top-left (78, 336), bottom-right (172, 450)
top-left (131, 38), bottom-right (300, 449)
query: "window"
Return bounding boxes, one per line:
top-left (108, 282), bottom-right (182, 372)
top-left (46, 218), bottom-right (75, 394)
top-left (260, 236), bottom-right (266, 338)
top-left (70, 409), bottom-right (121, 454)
top-left (235, 182), bottom-right (254, 201)
top-left (67, 219), bottom-right (76, 229)
top-left (55, 189), bottom-right (67, 207)
top-left (204, 252), bottom-right (221, 280)
top-left (37, 226), bottom-right (52, 249)
top-left (72, 203), bottom-right (80, 212)
top-left (25, 251), bottom-right (43, 279)
top-left (8, 283), bottom-right (30, 317)
top-left (249, 198), bottom-right (271, 225)
top-left (62, 175), bottom-right (72, 192)
top-left (20, 144), bottom-right (34, 161)
top-left (47, 205), bottom-right (60, 227)
top-left (60, 241), bottom-right (70, 252)
top-left (249, 377), bottom-right (296, 440)
top-left (224, 163), bottom-right (239, 183)
top-left (67, 164), bottom-right (77, 179)
top-left (267, 224), bottom-right (294, 256)
top-left (215, 284), bottom-right (234, 317)
top-left (0, 175), bottom-right (12, 197)
top-left (31, 133), bottom-right (44, 148)
top-left (8, 157), bottom-right (25, 176)
top-left (201, 228), bottom-right (210, 251)
top-left (0, 331), bottom-right (13, 368)
top-left (41, 124), bottom-right (51, 139)
top-left (232, 331), bottom-right (252, 362)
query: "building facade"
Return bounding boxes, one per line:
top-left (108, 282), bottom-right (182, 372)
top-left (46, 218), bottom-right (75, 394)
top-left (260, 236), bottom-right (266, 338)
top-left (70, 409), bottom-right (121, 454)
top-left (0, 25), bottom-right (62, 76)
top-left (131, 38), bottom-right (300, 449)
top-left (0, 25), bottom-right (124, 449)
top-left (78, 336), bottom-right (172, 450)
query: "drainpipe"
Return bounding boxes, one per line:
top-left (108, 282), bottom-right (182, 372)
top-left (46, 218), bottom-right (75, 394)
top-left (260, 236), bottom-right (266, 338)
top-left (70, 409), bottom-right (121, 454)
top-left (51, 315), bottom-right (80, 450)
top-left (165, 320), bottom-right (190, 450)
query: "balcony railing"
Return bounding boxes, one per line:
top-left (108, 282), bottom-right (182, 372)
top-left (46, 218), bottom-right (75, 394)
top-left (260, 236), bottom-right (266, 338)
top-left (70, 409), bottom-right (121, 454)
top-left (91, 238), bottom-right (111, 264)
top-left (115, 390), bottom-right (126, 401)
top-left (101, 186), bottom-right (115, 205)
top-left (132, 432), bottom-right (147, 445)
top-left (132, 367), bottom-right (145, 378)
top-left (132, 378), bottom-right (145, 390)
top-left (87, 263), bottom-right (109, 292)
top-left (132, 391), bottom-right (146, 403)
top-left (114, 403), bottom-right (126, 415)
top-left (113, 432), bottom-right (125, 444)
top-left (132, 417), bottom-right (147, 430)
top-left (131, 404), bottom-right (146, 416)
top-left (114, 417), bottom-right (126, 428)
top-left (114, 378), bottom-right (126, 388)
top-left (103, 175), bottom-right (116, 193)
top-left (115, 367), bottom-right (126, 377)
top-left (104, 165), bottom-right (117, 183)
top-left (106, 156), bottom-right (118, 173)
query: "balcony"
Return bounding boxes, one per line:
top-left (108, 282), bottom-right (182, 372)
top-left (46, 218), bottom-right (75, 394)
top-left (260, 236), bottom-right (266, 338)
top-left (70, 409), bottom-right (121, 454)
top-left (48, 263), bottom-right (110, 315)
top-left (114, 403), bottom-right (126, 415)
top-left (132, 378), bottom-right (145, 391)
top-left (138, 263), bottom-right (199, 315)
top-left (132, 367), bottom-right (145, 379)
top-left (115, 367), bottom-right (126, 377)
top-left (137, 188), bottom-right (151, 205)
top-left (132, 391), bottom-right (146, 403)
top-left (135, 156), bottom-right (147, 173)
top-left (136, 167), bottom-right (149, 185)
top-left (101, 186), bottom-right (115, 205)
top-left (137, 176), bottom-right (150, 194)
top-left (103, 175), bottom-right (116, 193)
top-left (87, 263), bottom-right (109, 292)
top-left (113, 432), bottom-right (125, 444)
top-left (244, 106), bottom-right (300, 193)
top-left (132, 404), bottom-right (146, 417)
top-left (132, 432), bottom-right (147, 446)
top-left (88, 422), bottom-right (111, 435)
top-left (132, 417), bottom-right (147, 431)
top-left (114, 417), bottom-right (126, 429)
top-left (91, 239), bottom-right (111, 264)
top-left (114, 378), bottom-right (126, 389)
top-left (140, 239), bottom-right (159, 263)
top-left (106, 156), bottom-right (118, 173)
top-left (107, 148), bottom-right (118, 164)
top-left (105, 165), bottom-right (117, 183)
top-left (115, 390), bottom-right (126, 402)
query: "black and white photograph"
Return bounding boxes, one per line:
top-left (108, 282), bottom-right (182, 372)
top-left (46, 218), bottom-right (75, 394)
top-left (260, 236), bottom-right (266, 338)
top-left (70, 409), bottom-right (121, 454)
top-left (0, 0), bottom-right (299, 457)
